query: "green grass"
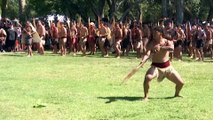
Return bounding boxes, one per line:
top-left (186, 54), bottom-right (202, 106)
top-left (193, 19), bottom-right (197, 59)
top-left (0, 52), bottom-right (213, 120)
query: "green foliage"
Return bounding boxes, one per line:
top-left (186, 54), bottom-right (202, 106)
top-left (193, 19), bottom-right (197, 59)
top-left (1, 0), bottom-right (19, 19)
top-left (142, 2), bottom-right (162, 23)
top-left (0, 0), bottom-right (212, 22)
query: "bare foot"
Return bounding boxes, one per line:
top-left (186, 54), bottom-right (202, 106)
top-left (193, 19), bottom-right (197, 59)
top-left (142, 97), bottom-right (149, 102)
top-left (174, 95), bottom-right (183, 98)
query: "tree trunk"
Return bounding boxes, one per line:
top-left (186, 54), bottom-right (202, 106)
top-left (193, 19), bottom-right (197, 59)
top-left (176, 0), bottom-right (184, 24)
top-left (1, 0), bottom-right (7, 18)
top-left (98, 0), bottom-right (106, 18)
top-left (108, 0), bottom-right (116, 21)
top-left (19, 0), bottom-right (26, 23)
top-left (207, 0), bottom-right (213, 21)
top-left (162, 0), bottom-right (168, 17)
top-left (207, 6), bottom-right (213, 21)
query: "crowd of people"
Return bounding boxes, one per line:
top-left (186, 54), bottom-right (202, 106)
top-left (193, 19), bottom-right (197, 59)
top-left (0, 17), bottom-right (213, 61)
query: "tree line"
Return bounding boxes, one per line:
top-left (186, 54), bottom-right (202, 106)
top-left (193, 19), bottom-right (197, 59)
top-left (1, 0), bottom-right (213, 23)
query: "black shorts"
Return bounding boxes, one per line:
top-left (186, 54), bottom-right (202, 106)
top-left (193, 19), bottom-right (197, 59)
top-left (25, 35), bottom-right (32, 46)
top-left (174, 40), bottom-right (183, 48)
top-left (184, 40), bottom-right (191, 47)
top-left (196, 39), bottom-right (204, 49)
top-left (52, 38), bottom-right (58, 46)
top-left (122, 38), bottom-right (130, 49)
top-left (104, 39), bottom-right (110, 47)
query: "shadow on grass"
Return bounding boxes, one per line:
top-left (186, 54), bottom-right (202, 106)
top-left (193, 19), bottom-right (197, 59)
top-left (1, 53), bottom-right (25, 57)
top-left (98, 96), bottom-right (177, 104)
top-left (33, 104), bottom-right (46, 108)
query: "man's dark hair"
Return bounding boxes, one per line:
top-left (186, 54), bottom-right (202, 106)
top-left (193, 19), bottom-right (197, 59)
top-left (164, 19), bottom-right (172, 26)
top-left (153, 26), bottom-right (165, 35)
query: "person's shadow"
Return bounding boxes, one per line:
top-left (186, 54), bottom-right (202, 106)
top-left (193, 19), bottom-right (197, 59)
top-left (97, 96), bottom-right (177, 104)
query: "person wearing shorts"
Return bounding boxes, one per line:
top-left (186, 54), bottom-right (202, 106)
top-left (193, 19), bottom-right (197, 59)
top-left (141, 26), bottom-right (184, 101)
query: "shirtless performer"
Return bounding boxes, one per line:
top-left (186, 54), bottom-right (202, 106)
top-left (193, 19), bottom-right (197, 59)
top-left (203, 23), bottom-right (212, 58)
top-left (196, 25), bottom-right (206, 61)
top-left (58, 22), bottom-right (67, 56)
top-left (50, 23), bottom-right (59, 54)
top-left (142, 24), bottom-right (151, 54)
top-left (131, 21), bottom-right (142, 58)
top-left (174, 25), bottom-right (186, 61)
top-left (97, 20), bottom-right (108, 57)
top-left (36, 20), bottom-right (45, 55)
top-left (141, 26), bottom-right (184, 101)
top-left (0, 28), bottom-right (7, 52)
top-left (87, 22), bottom-right (96, 55)
top-left (164, 20), bottom-right (177, 61)
top-left (113, 22), bottom-right (123, 58)
top-left (70, 21), bottom-right (78, 56)
top-left (79, 23), bottom-right (88, 56)
top-left (210, 26), bottom-right (213, 59)
top-left (122, 22), bottom-right (131, 56)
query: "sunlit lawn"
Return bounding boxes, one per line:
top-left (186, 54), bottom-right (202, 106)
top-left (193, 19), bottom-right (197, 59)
top-left (0, 51), bottom-right (213, 120)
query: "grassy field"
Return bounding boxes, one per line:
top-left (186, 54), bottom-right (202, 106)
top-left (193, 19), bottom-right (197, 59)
top-left (0, 52), bottom-right (213, 120)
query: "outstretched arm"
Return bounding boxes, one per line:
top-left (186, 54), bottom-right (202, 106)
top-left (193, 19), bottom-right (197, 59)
top-left (141, 50), bottom-right (151, 64)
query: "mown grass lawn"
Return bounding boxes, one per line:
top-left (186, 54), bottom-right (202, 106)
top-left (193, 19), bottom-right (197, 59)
top-left (0, 52), bottom-right (213, 120)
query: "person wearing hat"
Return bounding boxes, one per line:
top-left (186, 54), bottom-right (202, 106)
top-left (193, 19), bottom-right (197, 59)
top-left (140, 26), bottom-right (184, 101)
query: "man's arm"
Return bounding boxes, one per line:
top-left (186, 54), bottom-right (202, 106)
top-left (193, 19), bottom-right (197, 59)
top-left (141, 49), bottom-right (151, 64)
top-left (160, 40), bottom-right (174, 51)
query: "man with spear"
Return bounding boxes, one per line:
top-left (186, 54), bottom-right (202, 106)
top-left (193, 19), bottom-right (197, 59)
top-left (123, 26), bottom-right (184, 101)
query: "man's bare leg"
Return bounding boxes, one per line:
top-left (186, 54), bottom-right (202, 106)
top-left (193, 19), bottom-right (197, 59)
top-left (166, 69), bottom-right (184, 97)
top-left (143, 67), bottom-right (157, 101)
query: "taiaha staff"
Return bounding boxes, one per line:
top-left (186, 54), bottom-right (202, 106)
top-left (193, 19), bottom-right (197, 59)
top-left (88, 17), bottom-right (90, 34)
top-left (98, 16), bottom-right (101, 29)
top-left (121, 62), bottom-right (145, 85)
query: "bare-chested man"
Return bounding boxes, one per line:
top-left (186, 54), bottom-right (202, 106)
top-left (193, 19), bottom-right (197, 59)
top-left (141, 26), bottom-right (184, 101)
top-left (87, 22), bottom-right (96, 55)
top-left (203, 23), bottom-right (213, 58)
top-left (50, 23), bottom-right (59, 54)
top-left (113, 22), bottom-right (123, 58)
top-left (0, 28), bottom-right (7, 52)
top-left (142, 24), bottom-right (151, 54)
top-left (185, 22), bottom-right (193, 57)
top-left (122, 23), bottom-right (131, 56)
top-left (97, 21), bottom-right (108, 57)
top-left (190, 24), bottom-right (198, 59)
top-left (58, 22), bottom-right (67, 56)
top-left (79, 23), bottom-right (88, 56)
top-left (196, 25), bottom-right (206, 61)
top-left (69, 21), bottom-right (78, 56)
top-left (174, 25), bottom-right (186, 61)
top-left (36, 20), bottom-right (45, 55)
top-left (164, 20), bottom-right (177, 61)
top-left (131, 21), bottom-right (142, 58)
top-left (210, 26), bottom-right (213, 59)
